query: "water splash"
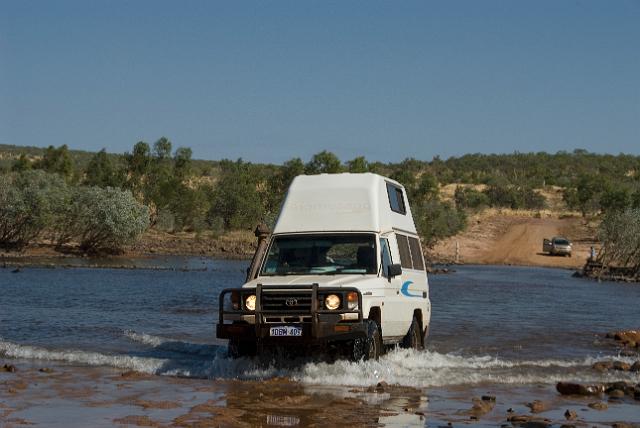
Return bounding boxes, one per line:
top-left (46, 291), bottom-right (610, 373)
top-left (2, 336), bottom-right (638, 387)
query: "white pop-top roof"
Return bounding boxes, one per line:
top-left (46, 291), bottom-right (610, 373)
top-left (272, 173), bottom-right (418, 235)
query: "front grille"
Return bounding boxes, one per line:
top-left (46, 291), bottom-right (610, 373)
top-left (264, 315), bottom-right (312, 323)
top-left (261, 292), bottom-right (312, 312)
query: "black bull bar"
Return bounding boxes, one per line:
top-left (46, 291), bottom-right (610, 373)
top-left (216, 284), bottom-right (366, 342)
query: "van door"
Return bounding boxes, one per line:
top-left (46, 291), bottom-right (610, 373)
top-left (394, 233), bottom-right (430, 338)
top-left (380, 234), bottom-right (409, 338)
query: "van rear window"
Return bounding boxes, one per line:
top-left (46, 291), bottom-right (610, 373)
top-left (408, 237), bottom-right (425, 271)
top-left (396, 234), bottom-right (413, 269)
top-left (386, 183), bottom-right (406, 215)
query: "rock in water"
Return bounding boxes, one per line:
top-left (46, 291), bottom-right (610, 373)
top-left (527, 400), bottom-right (547, 413)
top-left (612, 361), bottom-right (631, 371)
top-left (607, 388), bottom-right (625, 399)
top-left (468, 397), bottom-right (495, 416)
top-left (587, 402), bottom-right (608, 411)
top-left (610, 330), bottom-right (640, 347)
top-left (556, 382), bottom-right (603, 396)
top-left (564, 409), bottom-right (577, 420)
top-left (592, 361), bottom-right (613, 371)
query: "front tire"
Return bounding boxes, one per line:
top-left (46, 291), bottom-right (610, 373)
top-left (352, 320), bottom-right (382, 361)
top-left (228, 338), bottom-right (256, 358)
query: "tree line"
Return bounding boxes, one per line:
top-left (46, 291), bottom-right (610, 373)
top-left (2, 142), bottom-right (640, 254)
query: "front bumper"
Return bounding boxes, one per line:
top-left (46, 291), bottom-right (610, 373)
top-left (216, 284), bottom-right (366, 344)
top-left (552, 246), bottom-right (572, 255)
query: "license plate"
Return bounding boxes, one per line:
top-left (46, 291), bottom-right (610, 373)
top-left (269, 326), bottom-right (303, 337)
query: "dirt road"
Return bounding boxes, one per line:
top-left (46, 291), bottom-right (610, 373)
top-left (431, 213), bottom-right (597, 269)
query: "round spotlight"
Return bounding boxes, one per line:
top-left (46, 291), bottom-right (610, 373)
top-left (324, 294), bottom-right (341, 310)
top-left (245, 295), bottom-right (256, 311)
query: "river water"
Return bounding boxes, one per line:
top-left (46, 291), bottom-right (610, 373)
top-left (1, 260), bottom-right (639, 426)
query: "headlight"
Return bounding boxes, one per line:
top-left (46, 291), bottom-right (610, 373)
top-left (324, 294), bottom-right (341, 310)
top-left (245, 295), bottom-right (256, 311)
top-left (346, 292), bottom-right (359, 310)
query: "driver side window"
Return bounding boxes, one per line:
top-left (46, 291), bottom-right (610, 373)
top-left (380, 238), bottom-right (393, 278)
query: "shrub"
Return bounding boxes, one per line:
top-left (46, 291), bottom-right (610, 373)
top-left (483, 184), bottom-right (546, 210)
top-left (413, 200), bottom-right (467, 247)
top-left (73, 187), bottom-right (150, 253)
top-left (600, 188), bottom-right (631, 213)
top-left (454, 186), bottom-right (490, 209)
top-left (208, 160), bottom-right (263, 229)
top-left (598, 208), bottom-right (640, 272)
top-left (0, 171), bottom-right (67, 249)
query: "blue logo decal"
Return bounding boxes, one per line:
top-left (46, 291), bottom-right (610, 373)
top-left (401, 280), bottom-right (422, 298)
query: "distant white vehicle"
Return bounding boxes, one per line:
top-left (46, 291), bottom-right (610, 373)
top-left (543, 236), bottom-right (572, 257)
top-left (217, 173), bottom-right (431, 360)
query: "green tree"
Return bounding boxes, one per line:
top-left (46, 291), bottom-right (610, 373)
top-left (153, 137), bottom-right (172, 160)
top-left (170, 185), bottom-right (210, 231)
top-left (173, 147), bottom-right (193, 180)
top-left (145, 137), bottom-right (177, 211)
top-left (632, 190), bottom-right (640, 209)
top-left (34, 145), bottom-right (75, 180)
top-left (575, 175), bottom-right (606, 216)
top-left (600, 188), bottom-right (631, 213)
top-left (209, 159), bottom-right (264, 229)
top-left (127, 141), bottom-right (151, 177)
top-left (125, 141), bottom-right (151, 195)
top-left (0, 171), bottom-right (67, 249)
top-left (266, 157), bottom-right (305, 222)
top-left (562, 187), bottom-right (580, 211)
top-left (11, 154), bottom-right (31, 172)
top-left (347, 156), bottom-right (369, 173)
top-left (598, 208), bottom-right (640, 274)
top-left (305, 151), bottom-right (342, 174)
top-left (85, 149), bottom-right (123, 188)
top-left (483, 183), bottom-right (545, 210)
top-left (454, 186), bottom-right (489, 209)
top-left (413, 200), bottom-right (466, 247)
top-left (416, 173), bottom-right (439, 202)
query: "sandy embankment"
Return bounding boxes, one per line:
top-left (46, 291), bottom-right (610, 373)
top-left (0, 229), bottom-right (258, 265)
top-left (430, 209), bottom-right (599, 269)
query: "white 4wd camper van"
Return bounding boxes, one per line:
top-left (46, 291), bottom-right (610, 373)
top-left (217, 173), bottom-right (431, 360)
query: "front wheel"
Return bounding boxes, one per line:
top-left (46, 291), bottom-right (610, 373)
top-left (352, 320), bottom-right (382, 361)
top-left (228, 338), bottom-right (256, 358)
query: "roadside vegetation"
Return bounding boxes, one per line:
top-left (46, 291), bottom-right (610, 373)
top-left (594, 208), bottom-right (640, 280)
top-left (1, 143), bottom-right (639, 262)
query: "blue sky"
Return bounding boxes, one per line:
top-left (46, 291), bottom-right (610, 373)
top-left (1, 1), bottom-right (638, 163)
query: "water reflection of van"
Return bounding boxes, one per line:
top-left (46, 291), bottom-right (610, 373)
top-left (217, 173), bottom-right (431, 360)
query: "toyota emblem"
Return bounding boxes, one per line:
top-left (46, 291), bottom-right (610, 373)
top-left (285, 298), bottom-right (298, 307)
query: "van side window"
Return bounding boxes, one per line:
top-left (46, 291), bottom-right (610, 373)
top-left (408, 236), bottom-right (425, 271)
top-left (386, 183), bottom-right (406, 215)
top-left (396, 234), bottom-right (413, 269)
top-left (379, 238), bottom-right (392, 277)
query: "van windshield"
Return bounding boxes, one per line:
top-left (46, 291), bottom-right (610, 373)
top-left (261, 234), bottom-right (377, 276)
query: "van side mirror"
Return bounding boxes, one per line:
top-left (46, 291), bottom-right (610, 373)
top-left (388, 264), bottom-right (402, 278)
